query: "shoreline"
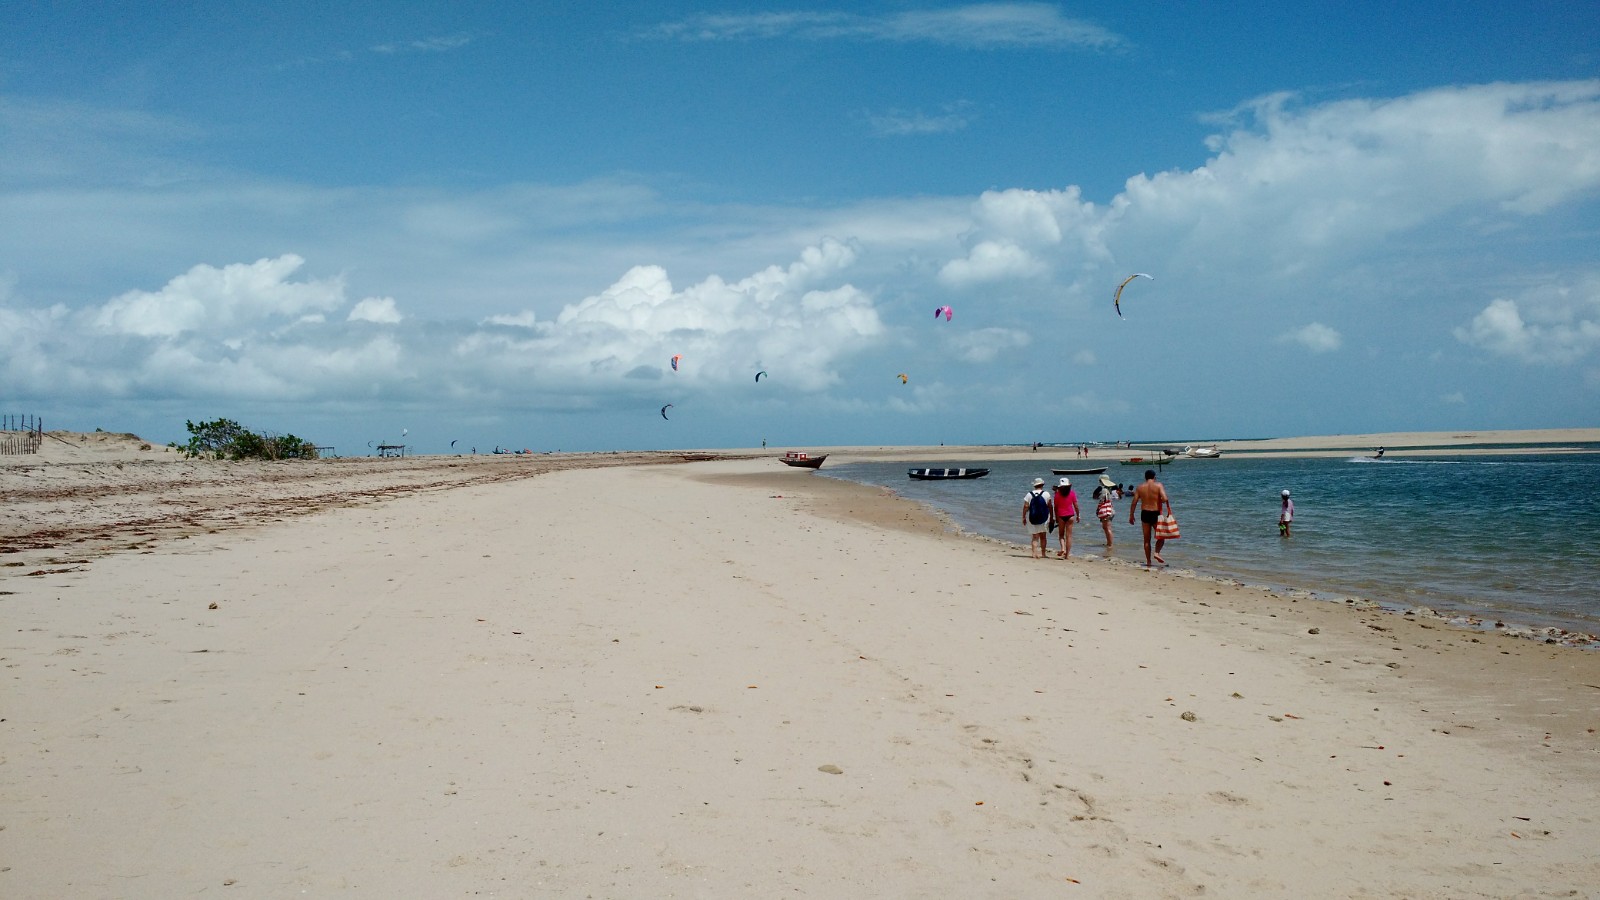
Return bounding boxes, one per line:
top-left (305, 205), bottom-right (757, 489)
top-left (3, 453), bottom-right (1597, 895)
top-left (804, 454), bottom-right (1600, 652)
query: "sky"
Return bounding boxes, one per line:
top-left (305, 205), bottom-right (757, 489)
top-left (2, 2), bottom-right (1599, 453)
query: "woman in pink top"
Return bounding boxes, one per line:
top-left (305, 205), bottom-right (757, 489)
top-left (1054, 477), bottom-right (1080, 559)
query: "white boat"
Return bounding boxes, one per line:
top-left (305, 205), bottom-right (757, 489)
top-left (1184, 445), bottom-right (1221, 459)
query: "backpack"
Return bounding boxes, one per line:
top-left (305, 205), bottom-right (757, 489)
top-left (1027, 490), bottom-right (1051, 525)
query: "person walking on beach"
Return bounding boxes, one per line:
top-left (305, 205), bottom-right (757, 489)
top-left (1023, 477), bottom-right (1054, 559)
top-left (1054, 477), bottom-right (1080, 559)
top-left (1128, 469), bottom-right (1172, 567)
top-left (1279, 489), bottom-right (1294, 537)
top-left (1093, 479), bottom-right (1116, 547)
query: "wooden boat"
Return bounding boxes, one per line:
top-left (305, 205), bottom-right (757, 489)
top-left (1051, 466), bottom-right (1108, 475)
top-left (780, 451), bottom-right (827, 469)
top-left (908, 467), bottom-right (989, 480)
top-left (1121, 456), bottom-right (1171, 466)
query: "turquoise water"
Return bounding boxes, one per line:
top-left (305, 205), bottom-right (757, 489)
top-left (822, 452), bottom-right (1600, 636)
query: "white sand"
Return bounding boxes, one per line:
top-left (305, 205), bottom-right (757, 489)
top-left (3, 454), bottom-right (1597, 898)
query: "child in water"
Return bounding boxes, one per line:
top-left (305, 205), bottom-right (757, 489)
top-left (1279, 489), bottom-right (1294, 537)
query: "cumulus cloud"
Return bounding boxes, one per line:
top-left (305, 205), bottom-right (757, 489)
top-left (0, 240), bottom-right (891, 410)
top-left (1278, 322), bottom-right (1342, 353)
top-left (1116, 81), bottom-right (1600, 275)
top-left (1455, 276), bottom-right (1600, 364)
top-left (92, 256), bottom-right (345, 338)
top-left (935, 187), bottom-right (1108, 288)
top-left (645, 4), bottom-right (1122, 49)
top-left (348, 297), bottom-right (403, 324)
top-left (939, 241), bottom-right (1046, 286)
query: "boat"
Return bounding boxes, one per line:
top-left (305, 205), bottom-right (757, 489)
top-left (1183, 445), bottom-right (1221, 459)
top-left (780, 451), bottom-right (827, 469)
top-left (1051, 466), bottom-right (1108, 475)
top-left (1121, 456), bottom-right (1172, 466)
top-left (908, 467), bottom-right (989, 480)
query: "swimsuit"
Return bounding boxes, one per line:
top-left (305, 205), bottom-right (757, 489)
top-left (1141, 509), bottom-right (1161, 525)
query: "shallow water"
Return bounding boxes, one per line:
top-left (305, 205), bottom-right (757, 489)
top-left (823, 452), bottom-right (1600, 633)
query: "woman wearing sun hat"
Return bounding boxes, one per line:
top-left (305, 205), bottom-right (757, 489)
top-left (1053, 477), bottom-right (1081, 558)
top-left (1092, 474), bottom-right (1117, 547)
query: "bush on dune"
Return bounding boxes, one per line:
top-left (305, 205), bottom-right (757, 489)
top-left (173, 418), bottom-right (318, 461)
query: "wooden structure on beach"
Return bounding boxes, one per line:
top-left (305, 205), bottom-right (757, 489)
top-left (0, 414), bottom-right (43, 455)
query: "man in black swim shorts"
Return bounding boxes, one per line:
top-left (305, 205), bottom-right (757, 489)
top-left (1128, 468), bottom-right (1172, 567)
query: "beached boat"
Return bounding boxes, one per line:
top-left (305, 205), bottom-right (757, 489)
top-left (780, 451), bottom-right (827, 469)
top-left (1051, 466), bottom-right (1108, 475)
top-left (908, 467), bottom-right (989, 480)
top-left (1183, 445), bottom-right (1221, 459)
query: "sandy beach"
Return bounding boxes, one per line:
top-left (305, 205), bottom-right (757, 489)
top-left (3, 433), bottom-right (1598, 897)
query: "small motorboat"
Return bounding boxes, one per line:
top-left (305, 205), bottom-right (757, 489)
top-left (908, 467), bottom-right (989, 480)
top-left (1183, 445), bottom-right (1221, 459)
top-left (780, 451), bottom-right (827, 469)
top-left (1051, 466), bottom-right (1107, 475)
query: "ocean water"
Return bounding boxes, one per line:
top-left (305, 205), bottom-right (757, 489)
top-left (822, 452), bottom-right (1600, 635)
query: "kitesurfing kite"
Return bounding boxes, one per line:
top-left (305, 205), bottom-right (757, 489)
top-left (897, 373), bottom-right (909, 384)
top-left (660, 403), bottom-right (673, 420)
top-left (755, 370), bottom-right (768, 382)
top-left (934, 305), bottom-right (952, 321)
top-left (1113, 273), bottom-right (1153, 318)
top-left (670, 354), bottom-right (682, 372)
top-left (450, 439), bottom-right (457, 448)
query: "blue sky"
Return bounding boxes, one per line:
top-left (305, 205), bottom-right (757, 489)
top-left (3, 2), bottom-right (1598, 452)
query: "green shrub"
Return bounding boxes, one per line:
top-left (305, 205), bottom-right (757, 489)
top-left (179, 418), bottom-right (319, 460)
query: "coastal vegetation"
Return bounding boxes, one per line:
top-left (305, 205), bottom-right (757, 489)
top-left (173, 417), bottom-right (318, 461)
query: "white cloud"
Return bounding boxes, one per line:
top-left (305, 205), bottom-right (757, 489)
top-left (0, 242), bottom-right (888, 408)
top-left (1116, 82), bottom-right (1600, 274)
top-left (646, 4), bottom-right (1122, 49)
top-left (938, 240), bottom-right (1046, 286)
top-left (949, 327), bottom-right (1031, 363)
top-left (1278, 322), bottom-right (1343, 353)
top-left (1455, 276), bottom-right (1600, 364)
top-left (348, 297), bottom-right (403, 324)
top-left (92, 255), bottom-right (344, 337)
top-left (1441, 391), bottom-right (1467, 405)
top-left (1072, 349), bottom-right (1096, 366)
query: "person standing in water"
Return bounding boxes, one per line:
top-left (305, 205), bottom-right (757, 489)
top-left (1054, 477), bottom-right (1080, 559)
top-left (1023, 477), bottom-right (1054, 559)
top-left (1128, 469), bottom-right (1172, 567)
top-left (1279, 489), bottom-right (1294, 537)
top-left (1093, 480), bottom-right (1116, 547)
